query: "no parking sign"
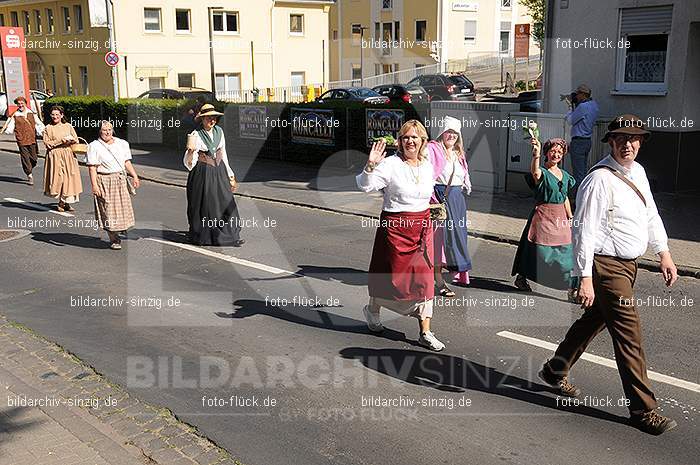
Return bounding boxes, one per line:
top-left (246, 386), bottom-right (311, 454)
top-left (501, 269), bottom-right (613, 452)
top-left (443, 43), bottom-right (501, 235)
top-left (104, 51), bottom-right (119, 67)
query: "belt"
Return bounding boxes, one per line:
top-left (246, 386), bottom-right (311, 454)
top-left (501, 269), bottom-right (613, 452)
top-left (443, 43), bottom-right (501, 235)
top-left (197, 152), bottom-right (218, 166)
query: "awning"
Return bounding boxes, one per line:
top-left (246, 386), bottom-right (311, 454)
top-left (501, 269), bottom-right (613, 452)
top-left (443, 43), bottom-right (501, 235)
top-left (134, 66), bottom-right (170, 79)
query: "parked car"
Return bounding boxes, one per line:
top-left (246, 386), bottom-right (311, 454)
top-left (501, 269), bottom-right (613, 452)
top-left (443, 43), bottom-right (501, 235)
top-left (315, 87), bottom-right (390, 104)
top-left (136, 87), bottom-right (216, 101)
top-left (483, 90), bottom-right (542, 113)
top-left (372, 84), bottom-right (430, 104)
top-left (406, 73), bottom-right (475, 101)
top-left (0, 90), bottom-right (51, 118)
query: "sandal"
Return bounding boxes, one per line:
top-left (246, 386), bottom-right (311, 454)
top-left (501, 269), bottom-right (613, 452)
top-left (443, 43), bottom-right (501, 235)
top-left (514, 275), bottom-right (532, 292)
top-left (63, 203), bottom-right (75, 212)
top-left (437, 284), bottom-right (456, 298)
top-left (56, 202), bottom-right (65, 212)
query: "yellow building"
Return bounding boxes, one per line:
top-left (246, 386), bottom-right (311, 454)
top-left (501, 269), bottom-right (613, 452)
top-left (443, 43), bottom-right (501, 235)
top-left (0, 0), bottom-right (334, 99)
top-left (330, 0), bottom-right (539, 82)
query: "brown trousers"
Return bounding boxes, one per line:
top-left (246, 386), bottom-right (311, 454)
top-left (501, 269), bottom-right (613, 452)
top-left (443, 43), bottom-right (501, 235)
top-left (18, 143), bottom-right (38, 176)
top-left (548, 254), bottom-right (657, 412)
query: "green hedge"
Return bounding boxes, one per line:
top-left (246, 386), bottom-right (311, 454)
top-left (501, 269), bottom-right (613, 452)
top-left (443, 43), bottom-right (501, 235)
top-left (42, 96), bottom-right (226, 147)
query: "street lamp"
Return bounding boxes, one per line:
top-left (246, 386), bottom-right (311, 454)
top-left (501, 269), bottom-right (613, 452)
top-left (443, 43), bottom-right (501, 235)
top-left (352, 24), bottom-right (368, 86)
top-left (208, 7), bottom-right (223, 96)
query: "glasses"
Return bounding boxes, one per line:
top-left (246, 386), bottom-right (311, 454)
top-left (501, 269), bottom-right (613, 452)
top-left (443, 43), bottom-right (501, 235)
top-left (400, 135), bottom-right (422, 141)
top-left (612, 134), bottom-right (643, 144)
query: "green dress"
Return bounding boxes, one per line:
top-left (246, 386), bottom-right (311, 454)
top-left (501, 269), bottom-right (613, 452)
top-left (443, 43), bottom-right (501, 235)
top-left (511, 169), bottom-right (576, 290)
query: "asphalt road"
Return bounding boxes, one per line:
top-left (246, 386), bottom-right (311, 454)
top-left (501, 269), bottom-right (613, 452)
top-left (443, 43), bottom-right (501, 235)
top-left (0, 152), bottom-right (698, 465)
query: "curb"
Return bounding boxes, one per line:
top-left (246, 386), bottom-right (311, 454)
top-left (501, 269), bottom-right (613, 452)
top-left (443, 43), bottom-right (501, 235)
top-left (3, 145), bottom-right (699, 279)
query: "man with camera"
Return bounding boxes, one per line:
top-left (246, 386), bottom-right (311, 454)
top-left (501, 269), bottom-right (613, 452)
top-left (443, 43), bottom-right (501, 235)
top-left (564, 84), bottom-right (599, 195)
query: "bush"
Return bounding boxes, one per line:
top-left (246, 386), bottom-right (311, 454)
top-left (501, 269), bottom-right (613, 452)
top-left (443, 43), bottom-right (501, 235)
top-left (41, 96), bottom-right (216, 147)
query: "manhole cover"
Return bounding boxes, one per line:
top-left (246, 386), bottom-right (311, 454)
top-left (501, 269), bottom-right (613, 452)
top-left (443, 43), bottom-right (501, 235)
top-left (0, 229), bottom-right (30, 243)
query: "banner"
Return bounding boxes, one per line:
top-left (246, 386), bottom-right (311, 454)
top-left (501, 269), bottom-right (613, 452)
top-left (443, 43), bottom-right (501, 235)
top-left (366, 109), bottom-right (404, 148)
top-left (290, 108), bottom-right (336, 146)
top-left (239, 106), bottom-right (268, 140)
top-left (0, 27), bottom-right (31, 114)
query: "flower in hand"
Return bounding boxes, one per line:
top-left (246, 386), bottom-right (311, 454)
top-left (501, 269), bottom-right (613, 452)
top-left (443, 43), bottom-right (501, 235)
top-left (530, 137), bottom-right (541, 158)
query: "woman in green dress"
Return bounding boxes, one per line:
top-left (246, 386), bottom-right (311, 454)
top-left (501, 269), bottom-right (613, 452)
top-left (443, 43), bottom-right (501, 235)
top-left (512, 137), bottom-right (578, 301)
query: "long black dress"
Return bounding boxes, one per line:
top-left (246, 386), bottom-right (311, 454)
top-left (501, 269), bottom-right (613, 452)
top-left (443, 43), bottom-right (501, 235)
top-left (184, 126), bottom-right (242, 245)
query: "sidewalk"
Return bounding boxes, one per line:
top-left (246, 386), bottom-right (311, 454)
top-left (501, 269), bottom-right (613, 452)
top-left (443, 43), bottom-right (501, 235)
top-left (0, 316), bottom-right (242, 465)
top-left (1, 135), bottom-right (698, 276)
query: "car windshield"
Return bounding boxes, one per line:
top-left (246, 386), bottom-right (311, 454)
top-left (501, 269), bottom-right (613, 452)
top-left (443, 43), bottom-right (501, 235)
top-left (349, 88), bottom-right (378, 98)
top-left (448, 75), bottom-right (471, 86)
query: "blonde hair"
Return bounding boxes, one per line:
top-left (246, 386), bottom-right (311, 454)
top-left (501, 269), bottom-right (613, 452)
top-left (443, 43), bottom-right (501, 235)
top-left (440, 130), bottom-right (465, 160)
top-left (397, 119), bottom-right (429, 160)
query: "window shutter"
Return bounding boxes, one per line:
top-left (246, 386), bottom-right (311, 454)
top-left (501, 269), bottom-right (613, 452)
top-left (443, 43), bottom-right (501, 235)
top-left (620, 6), bottom-right (673, 36)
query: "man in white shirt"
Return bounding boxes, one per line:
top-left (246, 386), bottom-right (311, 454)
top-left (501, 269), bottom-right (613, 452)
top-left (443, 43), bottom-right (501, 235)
top-left (3, 96), bottom-right (45, 185)
top-left (538, 114), bottom-right (679, 435)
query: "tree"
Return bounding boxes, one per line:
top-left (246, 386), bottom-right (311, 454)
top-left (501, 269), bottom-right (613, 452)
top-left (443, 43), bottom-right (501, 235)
top-left (520, 0), bottom-right (545, 71)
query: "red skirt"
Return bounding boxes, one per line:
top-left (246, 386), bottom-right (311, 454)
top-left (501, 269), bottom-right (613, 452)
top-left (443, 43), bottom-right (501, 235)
top-left (368, 209), bottom-right (434, 301)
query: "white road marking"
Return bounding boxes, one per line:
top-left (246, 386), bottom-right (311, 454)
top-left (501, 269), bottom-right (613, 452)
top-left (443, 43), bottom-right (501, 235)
top-left (497, 330), bottom-right (700, 394)
top-left (146, 237), bottom-right (298, 276)
top-left (3, 197), bottom-right (74, 217)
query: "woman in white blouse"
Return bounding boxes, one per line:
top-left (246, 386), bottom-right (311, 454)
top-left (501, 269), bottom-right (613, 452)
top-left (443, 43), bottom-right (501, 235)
top-left (183, 104), bottom-right (244, 246)
top-left (427, 116), bottom-right (473, 297)
top-left (356, 120), bottom-right (445, 351)
top-left (87, 121), bottom-right (139, 250)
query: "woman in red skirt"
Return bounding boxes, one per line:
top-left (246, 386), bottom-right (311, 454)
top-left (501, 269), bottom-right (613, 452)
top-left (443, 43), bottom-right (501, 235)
top-left (356, 120), bottom-right (445, 351)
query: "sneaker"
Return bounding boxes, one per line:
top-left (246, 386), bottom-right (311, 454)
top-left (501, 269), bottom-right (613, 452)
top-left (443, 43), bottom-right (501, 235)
top-left (418, 331), bottom-right (445, 352)
top-left (538, 363), bottom-right (581, 397)
top-left (629, 410), bottom-right (677, 435)
top-left (110, 242), bottom-right (122, 250)
top-left (27, 174), bottom-right (33, 185)
top-left (362, 305), bottom-right (384, 333)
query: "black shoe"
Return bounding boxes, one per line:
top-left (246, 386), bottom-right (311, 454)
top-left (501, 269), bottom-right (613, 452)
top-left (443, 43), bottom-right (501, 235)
top-left (629, 410), bottom-right (677, 435)
top-left (538, 362), bottom-right (581, 397)
top-left (436, 284), bottom-right (455, 298)
top-left (232, 239), bottom-right (245, 247)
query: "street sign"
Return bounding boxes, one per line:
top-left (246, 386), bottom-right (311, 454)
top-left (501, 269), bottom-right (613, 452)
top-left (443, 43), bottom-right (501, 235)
top-left (514, 23), bottom-right (530, 59)
top-left (0, 27), bottom-right (31, 114)
top-left (104, 51), bottom-right (119, 67)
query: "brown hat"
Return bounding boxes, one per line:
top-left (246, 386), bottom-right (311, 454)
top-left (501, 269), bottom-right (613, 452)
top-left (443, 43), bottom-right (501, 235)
top-left (573, 84), bottom-right (591, 96)
top-left (195, 104), bottom-right (224, 121)
top-left (601, 114), bottom-right (651, 142)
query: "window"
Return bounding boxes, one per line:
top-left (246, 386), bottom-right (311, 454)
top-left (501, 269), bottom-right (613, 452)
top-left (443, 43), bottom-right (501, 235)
top-left (148, 77), bottom-right (165, 90)
top-left (74, 5), bottom-right (83, 32)
top-left (382, 0), bottom-right (393, 9)
top-left (374, 63), bottom-right (381, 75)
top-left (46, 9), bottom-right (54, 34)
top-left (351, 23), bottom-right (362, 45)
top-left (79, 66), bottom-right (88, 95)
top-left (351, 64), bottom-right (362, 82)
top-left (22, 11), bottom-right (30, 35)
top-left (616, 6), bottom-right (672, 93)
top-left (64, 66), bottom-right (73, 95)
top-left (144, 8), bottom-right (161, 32)
top-left (213, 11), bottom-right (239, 33)
top-left (394, 21), bottom-right (400, 43)
top-left (0, 14), bottom-right (4, 27)
top-left (290, 14), bottom-right (303, 35)
top-left (416, 20), bottom-right (426, 42)
top-left (176, 9), bottom-right (190, 32)
top-left (382, 22), bottom-right (393, 55)
top-left (374, 22), bottom-right (380, 40)
top-left (500, 21), bottom-right (511, 53)
top-left (464, 20), bottom-right (476, 43)
top-left (332, 29), bottom-right (338, 40)
top-left (291, 71), bottom-right (305, 97)
top-left (62, 7), bottom-right (70, 32)
top-left (501, 0), bottom-right (512, 8)
top-left (178, 73), bottom-right (195, 87)
top-left (11, 11), bottom-right (18, 27)
top-left (215, 73), bottom-right (241, 97)
top-left (49, 65), bottom-right (57, 94)
top-left (34, 10), bottom-right (42, 34)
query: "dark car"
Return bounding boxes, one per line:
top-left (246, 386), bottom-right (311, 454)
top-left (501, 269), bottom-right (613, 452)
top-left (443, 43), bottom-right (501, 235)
top-left (137, 87), bottom-right (216, 101)
top-left (483, 90), bottom-right (542, 112)
top-left (315, 87), bottom-right (390, 104)
top-left (406, 74), bottom-right (475, 101)
top-left (372, 84), bottom-right (430, 104)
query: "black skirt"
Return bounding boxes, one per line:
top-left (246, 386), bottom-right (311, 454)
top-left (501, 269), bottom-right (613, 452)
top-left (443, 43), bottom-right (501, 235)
top-left (186, 161), bottom-right (241, 246)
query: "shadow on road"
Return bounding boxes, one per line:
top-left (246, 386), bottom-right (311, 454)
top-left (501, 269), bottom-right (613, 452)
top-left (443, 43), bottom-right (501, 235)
top-left (30, 231), bottom-right (106, 249)
top-left (339, 347), bottom-right (628, 425)
top-left (0, 175), bottom-right (29, 185)
top-left (247, 265), bottom-right (367, 286)
top-left (0, 407), bottom-right (42, 443)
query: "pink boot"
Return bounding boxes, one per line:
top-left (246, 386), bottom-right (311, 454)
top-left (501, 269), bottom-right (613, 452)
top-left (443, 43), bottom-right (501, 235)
top-left (452, 271), bottom-right (470, 285)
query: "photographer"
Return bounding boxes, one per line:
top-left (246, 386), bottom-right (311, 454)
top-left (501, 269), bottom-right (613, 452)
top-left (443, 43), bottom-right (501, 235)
top-left (564, 84), bottom-right (599, 195)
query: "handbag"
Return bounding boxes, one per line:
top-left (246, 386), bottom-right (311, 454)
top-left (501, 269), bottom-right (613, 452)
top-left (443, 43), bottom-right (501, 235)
top-left (429, 159), bottom-right (456, 221)
top-left (100, 139), bottom-right (136, 196)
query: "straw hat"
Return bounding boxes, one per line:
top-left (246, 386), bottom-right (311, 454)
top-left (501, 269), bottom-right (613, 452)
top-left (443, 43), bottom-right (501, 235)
top-left (601, 114), bottom-right (651, 142)
top-left (195, 104), bottom-right (224, 120)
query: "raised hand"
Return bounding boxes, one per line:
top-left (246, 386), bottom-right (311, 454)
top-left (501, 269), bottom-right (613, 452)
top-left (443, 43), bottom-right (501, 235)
top-left (368, 140), bottom-right (387, 165)
top-left (530, 137), bottom-right (541, 158)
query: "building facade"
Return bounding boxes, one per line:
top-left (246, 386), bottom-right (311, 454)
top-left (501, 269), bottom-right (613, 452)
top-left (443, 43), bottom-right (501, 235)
top-left (0, 0), bottom-right (334, 99)
top-left (330, 0), bottom-right (538, 82)
top-left (543, 0), bottom-right (699, 192)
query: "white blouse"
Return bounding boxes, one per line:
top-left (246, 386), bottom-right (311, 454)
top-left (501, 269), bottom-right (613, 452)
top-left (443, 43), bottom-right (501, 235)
top-left (436, 156), bottom-right (466, 186)
top-left (183, 130), bottom-right (234, 178)
top-left (86, 137), bottom-right (132, 174)
top-left (356, 155), bottom-right (434, 212)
